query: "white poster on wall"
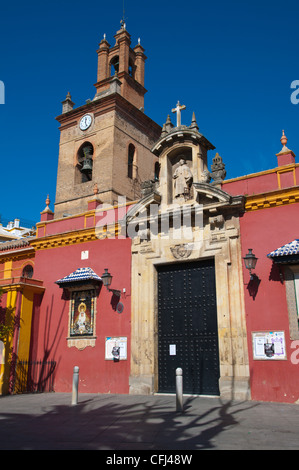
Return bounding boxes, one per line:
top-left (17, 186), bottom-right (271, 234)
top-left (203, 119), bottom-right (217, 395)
top-left (252, 331), bottom-right (286, 360)
top-left (105, 337), bottom-right (127, 360)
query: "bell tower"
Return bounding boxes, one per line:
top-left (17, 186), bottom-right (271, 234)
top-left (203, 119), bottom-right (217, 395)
top-left (95, 23), bottom-right (147, 110)
top-left (54, 24), bottom-right (160, 219)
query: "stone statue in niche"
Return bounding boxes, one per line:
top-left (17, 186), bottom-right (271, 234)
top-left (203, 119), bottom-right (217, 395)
top-left (173, 158), bottom-right (193, 200)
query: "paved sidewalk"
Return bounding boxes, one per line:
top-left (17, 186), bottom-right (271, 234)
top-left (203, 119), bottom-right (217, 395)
top-left (0, 392), bottom-right (298, 451)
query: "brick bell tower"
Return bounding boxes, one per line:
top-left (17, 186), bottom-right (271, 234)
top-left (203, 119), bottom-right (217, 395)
top-left (54, 22), bottom-right (161, 218)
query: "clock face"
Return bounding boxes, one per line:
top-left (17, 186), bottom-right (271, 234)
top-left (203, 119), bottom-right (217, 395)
top-left (79, 114), bottom-right (92, 131)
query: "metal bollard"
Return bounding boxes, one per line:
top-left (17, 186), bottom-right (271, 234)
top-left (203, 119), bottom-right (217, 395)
top-left (72, 366), bottom-right (79, 405)
top-left (176, 367), bottom-right (183, 412)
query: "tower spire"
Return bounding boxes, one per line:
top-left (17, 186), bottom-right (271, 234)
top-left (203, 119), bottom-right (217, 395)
top-left (95, 22), bottom-right (147, 109)
top-left (120, 0), bottom-right (127, 29)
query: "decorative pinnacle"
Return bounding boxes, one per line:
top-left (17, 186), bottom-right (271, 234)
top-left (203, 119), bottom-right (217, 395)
top-left (42, 194), bottom-right (53, 214)
top-left (280, 130), bottom-right (288, 147)
top-left (190, 112), bottom-right (199, 130)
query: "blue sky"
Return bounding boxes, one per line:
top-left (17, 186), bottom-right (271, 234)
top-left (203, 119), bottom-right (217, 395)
top-left (0, 0), bottom-right (298, 225)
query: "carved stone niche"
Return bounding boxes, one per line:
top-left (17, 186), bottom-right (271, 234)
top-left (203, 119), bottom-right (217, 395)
top-left (151, 109), bottom-right (216, 209)
top-left (172, 154), bottom-right (193, 203)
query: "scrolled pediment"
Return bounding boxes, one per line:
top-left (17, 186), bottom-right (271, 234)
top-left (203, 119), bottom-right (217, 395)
top-left (124, 191), bottom-right (161, 224)
top-left (193, 182), bottom-right (231, 203)
top-left (124, 182), bottom-right (244, 227)
top-left (193, 182), bottom-right (244, 212)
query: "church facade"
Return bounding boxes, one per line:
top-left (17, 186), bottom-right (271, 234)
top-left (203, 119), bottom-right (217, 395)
top-left (0, 24), bottom-right (299, 403)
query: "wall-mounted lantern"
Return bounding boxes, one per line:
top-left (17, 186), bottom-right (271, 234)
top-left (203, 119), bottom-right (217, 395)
top-left (101, 269), bottom-right (121, 297)
top-left (243, 249), bottom-right (259, 280)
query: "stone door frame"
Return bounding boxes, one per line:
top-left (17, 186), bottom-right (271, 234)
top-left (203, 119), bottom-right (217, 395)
top-left (127, 186), bottom-right (251, 400)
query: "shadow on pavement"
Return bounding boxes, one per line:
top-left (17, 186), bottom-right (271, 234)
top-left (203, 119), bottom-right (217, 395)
top-left (0, 394), bottom-right (261, 450)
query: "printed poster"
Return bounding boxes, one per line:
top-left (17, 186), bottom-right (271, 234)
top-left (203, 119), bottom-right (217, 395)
top-left (252, 331), bottom-right (286, 360)
top-left (105, 337), bottom-right (127, 360)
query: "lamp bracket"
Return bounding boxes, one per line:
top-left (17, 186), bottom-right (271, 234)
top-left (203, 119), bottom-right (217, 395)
top-left (108, 288), bottom-right (121, 297)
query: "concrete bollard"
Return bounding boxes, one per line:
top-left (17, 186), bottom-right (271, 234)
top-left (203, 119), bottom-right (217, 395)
top-left (72, 366), bottom-right (79, 405)
top-left (176, 367), bottom-right (183, 412)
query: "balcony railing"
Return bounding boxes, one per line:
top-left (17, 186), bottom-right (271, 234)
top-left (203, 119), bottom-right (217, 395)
top-left (0, 276), bottom-right (44, 288)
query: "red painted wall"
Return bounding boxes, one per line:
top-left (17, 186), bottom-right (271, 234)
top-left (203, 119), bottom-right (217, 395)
top-left (223, 166), bottom-right (299, 197)
top-left (31, 237), bottom-right (132, 394)
top-left (224, 172), bottom-right (278, 196)
top-left (240, 204), bottom-right (299, 403)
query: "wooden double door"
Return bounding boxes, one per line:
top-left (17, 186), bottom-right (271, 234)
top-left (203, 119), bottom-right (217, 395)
top-left (157, 259), bottom-right (220, 395)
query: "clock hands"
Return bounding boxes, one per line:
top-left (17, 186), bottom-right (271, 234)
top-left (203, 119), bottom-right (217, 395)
top-left (80, 114), bottom-right (92, 130)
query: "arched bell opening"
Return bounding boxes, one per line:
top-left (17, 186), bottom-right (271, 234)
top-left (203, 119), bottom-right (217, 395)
top-left (128, 57), bottom-right (135, 78)
top-left (110, 56), bottom-right (119, 76)
top-left (75, 142), bottom-right (94, 183)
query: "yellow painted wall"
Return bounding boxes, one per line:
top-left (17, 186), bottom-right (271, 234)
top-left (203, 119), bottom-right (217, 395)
top-left (3, 260), bottom-right (13, 279)
top-left (0, 289), bottom-right (18, 395)
top-left (17, 289), bottom-right (34, 361)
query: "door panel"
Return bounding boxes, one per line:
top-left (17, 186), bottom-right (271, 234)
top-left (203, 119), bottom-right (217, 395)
top-left (157, 260), bottom-right (220, 395)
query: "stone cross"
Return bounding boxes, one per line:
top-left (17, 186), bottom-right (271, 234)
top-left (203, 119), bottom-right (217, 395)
top-left (172, 101), bottom-right (186, 127)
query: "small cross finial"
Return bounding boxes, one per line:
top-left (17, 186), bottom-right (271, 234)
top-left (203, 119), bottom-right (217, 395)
top-left (171, 101), bottom-right (186, 127)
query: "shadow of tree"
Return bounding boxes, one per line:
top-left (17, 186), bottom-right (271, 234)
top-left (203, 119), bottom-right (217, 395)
top-left (25, 294), bottom-right (66, 393)
top-left (0, 394), bottom-right (261, 450)
top-left (5, 294), bottom-right (66, 394)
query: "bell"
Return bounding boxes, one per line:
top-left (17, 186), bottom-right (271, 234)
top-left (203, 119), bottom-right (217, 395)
top-left (81, 157), bottom-right (93, 173)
